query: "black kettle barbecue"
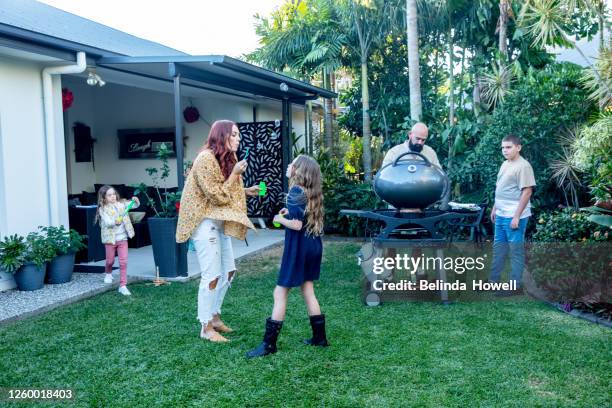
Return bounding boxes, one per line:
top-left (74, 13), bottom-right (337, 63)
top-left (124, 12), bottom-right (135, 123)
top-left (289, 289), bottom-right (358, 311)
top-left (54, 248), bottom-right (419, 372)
top-left (374, 151), bottom-right (448, 209)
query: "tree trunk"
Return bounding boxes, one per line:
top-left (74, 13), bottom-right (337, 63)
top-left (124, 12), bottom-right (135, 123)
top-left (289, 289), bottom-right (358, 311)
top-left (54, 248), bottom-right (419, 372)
top-left (330, 70), bottom-right (339, 150)
top-left (473, 73), bottom-right (482, 120)
top-left (448, 26), bottom-right (455, 127)
top-left (447, 23), bottom-right (455, 174)
top-left (499, 0), bottom-right (508, 60)
top-left (472, 45), bottom-right (483, 120)
top-left (406, 0), bottom-right (422, 121)
top-left (459, 48), bottom-right (466, 110)
top-left (598, 0), bottom-right (605, 53)
top-left (361, 60), bottom-right (373, 182)
top-left (323, 69), bottom-right (334, 151)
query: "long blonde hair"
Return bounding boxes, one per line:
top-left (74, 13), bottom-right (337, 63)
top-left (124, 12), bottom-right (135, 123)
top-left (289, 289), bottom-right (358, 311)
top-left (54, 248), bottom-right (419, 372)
top-left (95, 185), bottom-right (119, 224)
top-left (289, 155), bottom-right (324, 236)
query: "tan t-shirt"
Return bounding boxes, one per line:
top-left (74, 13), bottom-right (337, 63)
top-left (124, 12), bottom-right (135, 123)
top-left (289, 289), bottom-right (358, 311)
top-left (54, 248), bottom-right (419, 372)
top-left (382, 141), bottom-right (441, 169)
top-left (494, 155), bottom-right (536, 218)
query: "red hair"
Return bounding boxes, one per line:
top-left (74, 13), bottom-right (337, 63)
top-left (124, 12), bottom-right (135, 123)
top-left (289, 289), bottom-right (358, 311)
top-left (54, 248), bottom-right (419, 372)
top-left (203, 120), bottom-right (237, 179)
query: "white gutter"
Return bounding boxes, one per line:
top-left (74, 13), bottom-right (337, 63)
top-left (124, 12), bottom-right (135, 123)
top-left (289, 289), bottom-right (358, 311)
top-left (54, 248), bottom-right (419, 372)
top-left (41, 51), bottom-right (86, 226)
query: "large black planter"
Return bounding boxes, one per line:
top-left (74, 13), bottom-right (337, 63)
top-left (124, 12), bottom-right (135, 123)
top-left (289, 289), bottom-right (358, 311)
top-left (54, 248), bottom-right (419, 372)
top-left (14, 263), bottom-right (46, 291)
top-left (46, 253), bottom-right (76, 284)
top-left (148, 217), bottom-right (187, 278)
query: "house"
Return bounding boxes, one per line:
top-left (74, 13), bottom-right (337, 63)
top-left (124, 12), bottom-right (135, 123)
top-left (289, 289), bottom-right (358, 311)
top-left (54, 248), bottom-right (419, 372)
top-left (0, 0), bottom-right (335, 290)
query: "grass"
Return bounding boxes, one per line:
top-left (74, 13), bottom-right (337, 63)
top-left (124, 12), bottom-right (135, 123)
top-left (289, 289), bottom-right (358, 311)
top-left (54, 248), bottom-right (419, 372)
top-left (0, 242), bottom-right (610, 407)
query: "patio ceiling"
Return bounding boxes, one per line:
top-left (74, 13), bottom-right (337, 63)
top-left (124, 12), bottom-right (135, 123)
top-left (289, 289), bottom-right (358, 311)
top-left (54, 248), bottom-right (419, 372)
top-left (96, 55), bottom-right (336, 103)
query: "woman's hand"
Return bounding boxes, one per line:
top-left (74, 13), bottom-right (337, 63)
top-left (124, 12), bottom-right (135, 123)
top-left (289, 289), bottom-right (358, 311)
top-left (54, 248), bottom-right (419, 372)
top-left (245, 185), bottom-right (260, 197)
top-left (131, 196), bottom-right (140, 205)
top-left (231, 160), bottom-right (248, 176)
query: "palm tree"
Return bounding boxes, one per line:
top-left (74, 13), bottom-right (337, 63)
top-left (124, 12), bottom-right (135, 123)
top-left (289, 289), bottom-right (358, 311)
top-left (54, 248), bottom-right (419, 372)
top-left (498, 0), bottom-right (509, 59)
top-left (518, 0), bottom-right (611, 98)
top-left (406, 0), bottom-right (422, 121)
top-left (249, 0), bottom-right (345, 150)
top-left (338, 0), bottom-right (400, 181)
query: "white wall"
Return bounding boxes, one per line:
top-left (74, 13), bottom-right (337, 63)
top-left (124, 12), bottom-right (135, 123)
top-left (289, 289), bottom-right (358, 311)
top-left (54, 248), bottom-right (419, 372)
top-left (62, 76), bottom-right (306, 193)
top-left (0, 56), bottom-right (57, 291)
top-left (0, 57), bottom-right (52, 235)
top-left (0, 107), bottom-right (6, 239)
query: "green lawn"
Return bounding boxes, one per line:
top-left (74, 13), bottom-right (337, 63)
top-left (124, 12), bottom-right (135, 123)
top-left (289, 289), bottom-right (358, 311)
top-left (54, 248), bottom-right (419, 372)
top-left (0, 242), bottom-right (610, 407)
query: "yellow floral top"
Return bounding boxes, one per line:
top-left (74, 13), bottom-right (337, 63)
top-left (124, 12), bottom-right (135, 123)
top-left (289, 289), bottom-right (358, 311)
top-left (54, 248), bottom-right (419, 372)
top-left (99, 199), bottom-right (139, 245)
top-left (176, 150), bottom-right (255, 242)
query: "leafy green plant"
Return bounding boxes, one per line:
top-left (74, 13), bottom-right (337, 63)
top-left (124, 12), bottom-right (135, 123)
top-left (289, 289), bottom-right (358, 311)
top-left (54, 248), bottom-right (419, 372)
top-left (133, 143), bottom-right (181, 218)
top-left (529, 208), bottom-right (610, 303)
top-left (291, 131), bottom-right (306, 158)
top-left (480, 63), bottom-right (516, 109)
top-left (571, 112), bottom-right (612, 202)
top-left (532, 208), bottom-right (610, 242)
top-left (0, 234), bottom-right (27, 273)
top-left (452, 63), bottom-right (596, 207)
top-left (581, 205), bottom-right (612, 229)
top-left (25, 231), bottom-right (55, 267)
top-left (0, 231), bottom-right (56, 273)
top-left (317, 149), bottom-right (382, 236)
top-left (549, 128), bottom-right (584, 209)
top-left (39, 226), bottom-right (87, 256)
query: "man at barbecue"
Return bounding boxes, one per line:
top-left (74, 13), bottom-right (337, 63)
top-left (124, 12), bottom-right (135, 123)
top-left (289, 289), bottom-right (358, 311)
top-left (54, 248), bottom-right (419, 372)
top-left (382, 122), bottom-right (441, 170)
top-left (381, 122), bottom-right (441, 281)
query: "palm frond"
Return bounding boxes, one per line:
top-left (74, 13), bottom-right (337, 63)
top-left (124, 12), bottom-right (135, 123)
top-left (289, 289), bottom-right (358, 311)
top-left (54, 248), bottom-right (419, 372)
top-left (580, 45), bottom-right (612, 108)
top-left (480, 63), bottom-right (515, 108)
top-left (518, 0), bottom-right (572, 48)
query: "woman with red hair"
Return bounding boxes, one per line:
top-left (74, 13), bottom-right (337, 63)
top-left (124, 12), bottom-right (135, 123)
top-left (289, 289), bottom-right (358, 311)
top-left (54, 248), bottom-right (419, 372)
top-left (177, 120), bottom-right (259, 342)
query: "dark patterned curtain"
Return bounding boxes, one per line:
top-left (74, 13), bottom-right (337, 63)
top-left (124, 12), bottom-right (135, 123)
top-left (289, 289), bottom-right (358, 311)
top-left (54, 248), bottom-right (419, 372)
top-left (237, 121), bottom-right (283, 218)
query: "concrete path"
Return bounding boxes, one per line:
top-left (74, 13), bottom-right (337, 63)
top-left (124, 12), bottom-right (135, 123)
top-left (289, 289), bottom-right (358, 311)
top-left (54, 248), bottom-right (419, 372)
top-left (96, 228), bottom-right (285, 281)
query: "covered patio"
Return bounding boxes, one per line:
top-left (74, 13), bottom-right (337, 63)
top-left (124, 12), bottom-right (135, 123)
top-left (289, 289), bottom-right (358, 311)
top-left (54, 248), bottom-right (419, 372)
top-left (61, 54), bottom-right (336, 278)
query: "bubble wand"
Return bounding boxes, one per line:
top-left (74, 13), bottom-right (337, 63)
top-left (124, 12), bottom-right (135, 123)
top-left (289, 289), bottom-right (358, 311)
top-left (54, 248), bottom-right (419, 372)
top-left (123, 199), bottom-right (136, 216)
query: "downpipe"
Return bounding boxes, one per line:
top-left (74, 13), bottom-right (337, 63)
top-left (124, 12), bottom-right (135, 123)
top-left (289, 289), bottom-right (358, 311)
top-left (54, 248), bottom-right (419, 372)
top-left (42, 51), bottom-right (86, 226)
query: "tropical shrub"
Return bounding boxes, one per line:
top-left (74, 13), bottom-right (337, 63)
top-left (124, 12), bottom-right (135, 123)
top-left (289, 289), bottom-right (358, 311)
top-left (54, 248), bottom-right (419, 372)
top-left (572, 113), bottom-right (612, 203)
top-left (452, 63), bottom-right (597, 208)
top-left (317, 150), bottom-right (382, 236)
top-left (532, 208), bottom-right (610, 242)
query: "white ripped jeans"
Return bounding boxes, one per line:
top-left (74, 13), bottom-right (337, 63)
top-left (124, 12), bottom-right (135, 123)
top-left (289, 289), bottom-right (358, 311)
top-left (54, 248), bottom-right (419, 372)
top-left (192, 218), bottom-right (236, 325)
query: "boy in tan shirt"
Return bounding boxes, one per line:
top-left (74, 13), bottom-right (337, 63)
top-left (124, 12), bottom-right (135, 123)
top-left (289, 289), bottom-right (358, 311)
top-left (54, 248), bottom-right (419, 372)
top-left (488, 134), bottom-right (536, 295)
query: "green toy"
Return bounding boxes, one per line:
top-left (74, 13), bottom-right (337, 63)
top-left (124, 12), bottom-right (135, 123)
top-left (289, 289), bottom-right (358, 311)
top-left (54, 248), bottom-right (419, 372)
top-left (259, 181), bottom-right (267, 197)
top-left (273, 213), bottom-right (284, 228)
top-left (123, 199), bottom-right (136, 216)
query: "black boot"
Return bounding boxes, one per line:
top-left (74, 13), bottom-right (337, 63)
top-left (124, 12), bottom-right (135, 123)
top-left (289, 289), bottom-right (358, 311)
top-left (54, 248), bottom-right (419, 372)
top-left (303, 314), bottom-right (329, 347)
top-left (246, 318), bottom-right (283, 358)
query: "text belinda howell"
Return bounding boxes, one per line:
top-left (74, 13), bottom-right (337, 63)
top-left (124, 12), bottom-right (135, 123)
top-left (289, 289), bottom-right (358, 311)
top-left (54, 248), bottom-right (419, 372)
top-left (371, 280), bottom-right (518, 291)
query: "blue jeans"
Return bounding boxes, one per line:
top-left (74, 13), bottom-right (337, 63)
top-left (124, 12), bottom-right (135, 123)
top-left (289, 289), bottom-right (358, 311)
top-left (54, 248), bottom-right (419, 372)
top-left (489, 216), bottom-right (528, 287)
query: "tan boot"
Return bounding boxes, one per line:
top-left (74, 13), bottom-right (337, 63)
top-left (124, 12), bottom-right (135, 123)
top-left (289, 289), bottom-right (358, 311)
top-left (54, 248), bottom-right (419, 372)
top-left (212, 321), bottom-right (234, 333)
top-left (200, 325), bottom-right (229, 343)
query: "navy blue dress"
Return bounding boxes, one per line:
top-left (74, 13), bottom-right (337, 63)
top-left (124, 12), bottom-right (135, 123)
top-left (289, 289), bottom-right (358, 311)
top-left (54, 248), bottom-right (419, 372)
top-left (277, 186), bottom-right (323, 288)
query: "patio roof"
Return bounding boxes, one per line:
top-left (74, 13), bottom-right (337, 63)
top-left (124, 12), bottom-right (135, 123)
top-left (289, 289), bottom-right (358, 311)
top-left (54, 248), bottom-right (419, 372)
top-left (97, 55), bottom-right (337, 103)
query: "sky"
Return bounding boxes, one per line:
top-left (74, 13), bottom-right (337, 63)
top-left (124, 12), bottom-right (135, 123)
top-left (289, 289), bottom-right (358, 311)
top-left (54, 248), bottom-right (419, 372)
top-left (38, 0), bottom-right (285, 57)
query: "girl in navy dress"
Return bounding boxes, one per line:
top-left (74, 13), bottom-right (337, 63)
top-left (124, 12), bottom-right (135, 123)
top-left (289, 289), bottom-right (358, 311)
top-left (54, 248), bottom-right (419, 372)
top-left (247, 154), bottom-right (328, 358)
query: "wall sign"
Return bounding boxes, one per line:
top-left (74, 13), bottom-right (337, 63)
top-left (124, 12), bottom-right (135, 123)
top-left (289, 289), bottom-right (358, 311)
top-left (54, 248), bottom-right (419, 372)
top-left (117, 128), bottom-right (176, 159)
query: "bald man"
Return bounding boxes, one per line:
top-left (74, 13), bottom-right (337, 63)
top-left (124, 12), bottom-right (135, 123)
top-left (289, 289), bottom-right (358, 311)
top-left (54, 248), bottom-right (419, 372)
top-left (382, 122), bottom-right (440, 168)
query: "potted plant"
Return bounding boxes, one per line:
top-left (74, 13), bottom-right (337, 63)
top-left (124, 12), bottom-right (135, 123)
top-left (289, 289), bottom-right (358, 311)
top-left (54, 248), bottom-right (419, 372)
top-left (134, 143), bottom-right (186, 278)
top-left (41, 226), bottom-right (87, 284)
top-left (0, 232), bottom-right (54, 291)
